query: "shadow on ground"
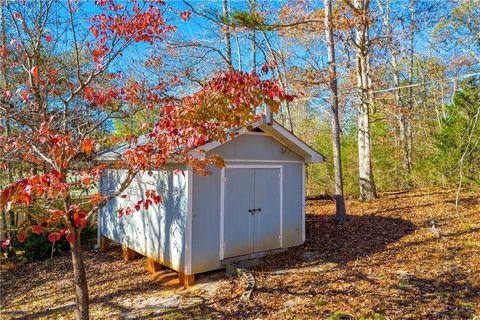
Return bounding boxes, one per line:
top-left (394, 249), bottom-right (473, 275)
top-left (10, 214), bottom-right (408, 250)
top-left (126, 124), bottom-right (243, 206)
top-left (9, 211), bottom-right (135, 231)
top-left (304, 214), bottom-right (417, 263)
top-left (257, 213), bottom-right (416, 271)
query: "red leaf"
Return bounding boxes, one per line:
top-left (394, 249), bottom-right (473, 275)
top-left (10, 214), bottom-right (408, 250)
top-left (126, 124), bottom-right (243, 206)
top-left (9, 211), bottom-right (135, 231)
top-left (48, 232), bottom-right (61, 243)
top-left (21, 91), bottom-right (28, 102)
top-left (51, 69), bottom-right (57, 76)
top-left (21, 193), bottom-right (32, 205)
top-left (31, 66), bottom-right (39, 80)
top-left (180, 11), bottom-right (191, 21)
top-left (80, 138), bottom-right (93, 156)
top-left (95, 0), bottom-right (107, 7)
top-left (45, 35), bottom-right (52, 43)
top-left (17, 231), bottom-right (27, 243)
top-left (82, 177), bottom-right (90, 186)
top-left (90, 26), bottom-right (99, 38)
top-left (1, 238), bottom-right (10, 250)
top-left (134, 201), bottom-right (141, 211)
top-left (32, 225), bottom-right (43, 235)
top-left (143, 199), bottom-right (151, 210)
top-left (83, 86), bottom-right (94, 100)
top-left (66, 233), bottom-right (76, 243)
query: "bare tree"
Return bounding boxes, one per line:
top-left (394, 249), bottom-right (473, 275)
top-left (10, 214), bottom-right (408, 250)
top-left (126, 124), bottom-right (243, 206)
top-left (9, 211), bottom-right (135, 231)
top-left (350, 0), bottom-right (377, 200)
top-left (403, 0), bottom-right (415, 174)
top-left (324, 0), bottom-right (347, 221)
top-left (223, 0), bottom-right (233, 69)
top-left (250, 0), bottom-right (257, 73)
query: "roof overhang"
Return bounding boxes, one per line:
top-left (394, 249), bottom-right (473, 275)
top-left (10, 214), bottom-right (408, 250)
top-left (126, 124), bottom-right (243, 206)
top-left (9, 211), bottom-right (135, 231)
top-left (183, 116), bottom-right (324, 163)
top-left (259, 121), bottom-right (325, 163)
top-left (96, 116), bottom-right (325, 164)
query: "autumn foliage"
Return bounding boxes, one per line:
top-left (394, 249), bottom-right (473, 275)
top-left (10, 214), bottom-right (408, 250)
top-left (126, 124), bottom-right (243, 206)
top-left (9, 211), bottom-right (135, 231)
top-left (0, 1), bottom-right (291, 318)
top-left (0, 1), bottom-right (289, 246)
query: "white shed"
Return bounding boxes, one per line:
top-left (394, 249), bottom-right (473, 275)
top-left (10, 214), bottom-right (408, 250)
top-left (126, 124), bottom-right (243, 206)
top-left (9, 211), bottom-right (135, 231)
top-left (97, 117), bottom-right (324, 284)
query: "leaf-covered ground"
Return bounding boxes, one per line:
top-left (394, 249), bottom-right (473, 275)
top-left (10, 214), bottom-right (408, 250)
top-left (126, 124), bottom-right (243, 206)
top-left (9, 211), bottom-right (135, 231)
top-left (1, 189), bottom-right (479, 319)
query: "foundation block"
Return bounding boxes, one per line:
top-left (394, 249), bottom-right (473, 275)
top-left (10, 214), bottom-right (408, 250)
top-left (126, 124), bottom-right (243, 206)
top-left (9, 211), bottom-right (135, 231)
top-left (122, 247), bottom-right (137, 261)
top-left (179, 273), bottom-right (195, 287)
top-left (100, 236), bottom-right (110, 252)
top-left (147, 257), bottom-right (163, 273)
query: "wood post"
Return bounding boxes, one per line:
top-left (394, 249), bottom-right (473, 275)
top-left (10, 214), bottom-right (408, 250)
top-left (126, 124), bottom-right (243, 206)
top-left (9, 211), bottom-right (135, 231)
top-left (122, 247), bottom-right (137, 261)
top-left (100, 236), bottom-right (110, 252)
top-left (179, 273), bottom-right (195, 287)
top-left (147, 257), bottom-right (162, 273)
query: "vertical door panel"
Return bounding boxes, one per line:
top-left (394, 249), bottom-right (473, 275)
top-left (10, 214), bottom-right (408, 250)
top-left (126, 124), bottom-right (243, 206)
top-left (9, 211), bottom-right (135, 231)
top-left (253, 168), bottom-right (281, 252)
top-left (223, 168), bottom-right (255, 259)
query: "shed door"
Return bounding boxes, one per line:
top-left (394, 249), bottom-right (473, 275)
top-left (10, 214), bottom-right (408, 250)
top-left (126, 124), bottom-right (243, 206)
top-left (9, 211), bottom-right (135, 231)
top-left (224, 169), bottom-right (255, 258)
top-left (223, 168), bottom-right (281, 259)
top-left (253, 168), bottom-right (281, 252)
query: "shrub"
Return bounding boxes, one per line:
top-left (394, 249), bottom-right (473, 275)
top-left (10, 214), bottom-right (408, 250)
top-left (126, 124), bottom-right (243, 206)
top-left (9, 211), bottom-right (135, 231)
top-left (8, 225), bottom-right (96, 261)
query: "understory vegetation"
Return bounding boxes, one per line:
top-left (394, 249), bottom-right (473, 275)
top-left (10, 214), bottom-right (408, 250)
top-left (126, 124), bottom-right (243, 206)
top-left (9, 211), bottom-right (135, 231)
top-left (304, 79), bottom-right (480, 197)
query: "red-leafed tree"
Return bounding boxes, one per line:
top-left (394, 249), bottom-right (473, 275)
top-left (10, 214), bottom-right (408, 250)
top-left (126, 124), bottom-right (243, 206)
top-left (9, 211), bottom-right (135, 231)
top-left (0, 1), bottom-right (290, 319)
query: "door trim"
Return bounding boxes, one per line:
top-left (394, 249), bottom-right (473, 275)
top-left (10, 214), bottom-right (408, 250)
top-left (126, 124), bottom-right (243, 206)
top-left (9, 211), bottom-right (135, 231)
top-left (302, 162), bottom-right (305, 243)
top-left (220, 164), bottom-right (283, 260)
top-left (185, 169), bottom-right (193, 274)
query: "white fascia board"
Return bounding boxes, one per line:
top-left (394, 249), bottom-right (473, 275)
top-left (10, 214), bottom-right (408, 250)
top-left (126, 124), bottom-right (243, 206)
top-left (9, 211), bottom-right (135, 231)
top-left (260, 122), bottom-right (325, 163)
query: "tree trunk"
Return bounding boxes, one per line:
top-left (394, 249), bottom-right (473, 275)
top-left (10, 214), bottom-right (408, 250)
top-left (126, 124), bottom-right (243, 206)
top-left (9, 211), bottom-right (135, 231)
top-left (222, 0), bottom-right (233, 69)
top-left (70, 231), bottom-right (89, 320)
top-left (232, 26), bottom-right (242, 71)
top-left (354, 0), bottom-right (377, 200)
top-left (377, 0), bottom-right (409, 179)
top-left (358, 100), bottom-right (376, 200)
top-left (324, 0), bottom-right (347, 221)
top-left (399, 114), bottom-right (411, 174)
top-left (405, 0), bottom-right (415, 175)
top-left (250, 0), bottom-right (256, 73)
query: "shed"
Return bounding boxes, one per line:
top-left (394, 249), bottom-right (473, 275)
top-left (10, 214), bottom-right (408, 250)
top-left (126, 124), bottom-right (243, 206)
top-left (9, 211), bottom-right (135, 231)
top-left (97, 116), bottom-right (324, 283)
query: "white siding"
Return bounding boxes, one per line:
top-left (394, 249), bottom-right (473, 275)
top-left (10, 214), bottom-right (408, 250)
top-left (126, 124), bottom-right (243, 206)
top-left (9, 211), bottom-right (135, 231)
top-left (99, 167), bottom-right (188, 272)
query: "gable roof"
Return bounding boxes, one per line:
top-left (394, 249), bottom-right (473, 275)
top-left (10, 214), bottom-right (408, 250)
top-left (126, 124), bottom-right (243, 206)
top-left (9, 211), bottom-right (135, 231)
top-left (96, 116), bottom-right (325, 163)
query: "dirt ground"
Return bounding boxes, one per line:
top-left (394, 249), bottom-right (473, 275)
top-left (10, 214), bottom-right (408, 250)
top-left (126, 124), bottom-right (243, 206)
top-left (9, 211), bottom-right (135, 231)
top-left (1, 189), bottom-right (479, 319)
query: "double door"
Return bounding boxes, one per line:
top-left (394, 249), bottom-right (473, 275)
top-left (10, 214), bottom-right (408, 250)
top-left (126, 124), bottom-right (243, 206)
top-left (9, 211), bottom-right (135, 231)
top-left (223, 167), bottom-right (281, 259)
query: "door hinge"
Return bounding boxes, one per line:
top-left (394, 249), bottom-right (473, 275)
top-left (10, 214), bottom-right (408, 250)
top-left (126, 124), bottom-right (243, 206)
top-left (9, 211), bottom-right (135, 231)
top-left (224, 176), bottom-right (227, 183)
